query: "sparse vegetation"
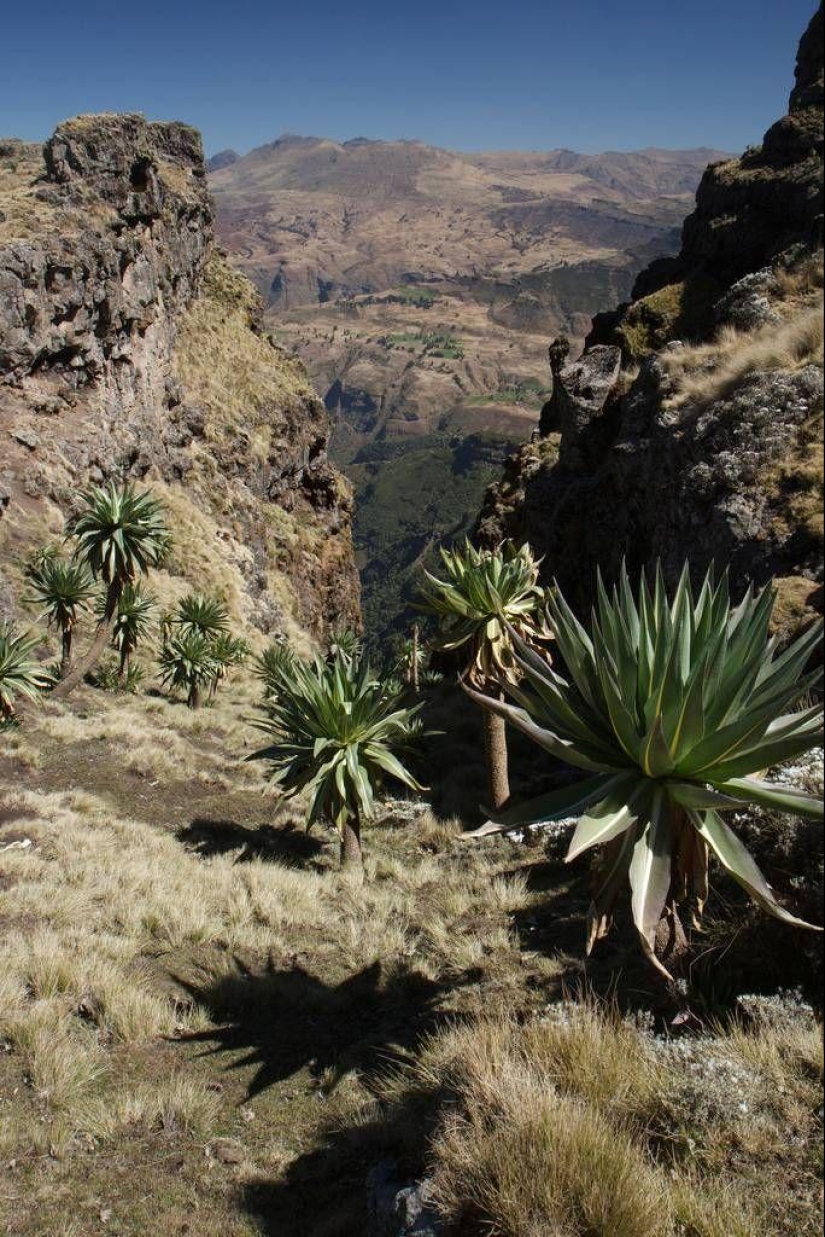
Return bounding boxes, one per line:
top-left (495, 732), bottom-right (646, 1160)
top-left (390, 285), bottom-right (437, 308)
top-left (468, 376), bottom-right (552, 406)
top-left (664, 300), bottom-right (824, 407)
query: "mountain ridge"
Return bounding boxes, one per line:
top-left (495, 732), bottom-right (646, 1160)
top-left (209, 131), bottom-right (731, 644)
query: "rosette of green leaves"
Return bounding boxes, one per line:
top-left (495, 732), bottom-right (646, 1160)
top-left (70, 483), bottom-right (168, 588)
top-left (0, 625), bottom-right (49, 723)
top-left (158, 631), bottom-right (218, 708)
top-left (464, 563), bottom-right (823, 975)
top-left (173, 594), bottom-right (231, 640)
top-left (250, 651), bottom-right (425, 834)
top-left (418, 540), bottom-right (552, 687)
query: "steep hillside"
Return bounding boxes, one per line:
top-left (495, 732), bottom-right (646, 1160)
top-left (0, 116), bottom-right (359, 649)
top-left (210, 137), bottom-right (724, 435)
top-left (479, 2), bottom-right (824, 637)
top-left (210, 137), bottom-right (724, 643)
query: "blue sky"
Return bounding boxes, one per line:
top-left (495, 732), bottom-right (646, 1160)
top-left (2, 1), bottom-right (816, 155)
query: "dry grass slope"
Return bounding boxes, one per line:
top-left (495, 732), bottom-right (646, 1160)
top-left (664, 254), bottom-right (824, 408)
top-left (0, 680), bottom-right (822, 1235)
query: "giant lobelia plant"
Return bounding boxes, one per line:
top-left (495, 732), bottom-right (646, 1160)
top-left (419, 540), bottom-right (553, 811)
top-left (0, 624), bottom-right (50, 725)
top-left (54, 483), bottom-right (169, 698)
top-left (464, 563), bottom-right (823, 977)
top-left (250, 650), bottom-right (424, 877)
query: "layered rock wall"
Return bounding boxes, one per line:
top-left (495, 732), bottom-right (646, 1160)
top-left (0, 114), bottom-right (359, 644)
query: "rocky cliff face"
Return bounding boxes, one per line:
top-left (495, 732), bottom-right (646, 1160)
top-left (0, 115), bottom-right (359, 646)
top-left (478, 4), bottom-right (824, 635)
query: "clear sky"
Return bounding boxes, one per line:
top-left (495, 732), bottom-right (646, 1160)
top-left (2, 0), bottom-right (817, 156)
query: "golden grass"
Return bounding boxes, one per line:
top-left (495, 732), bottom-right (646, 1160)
top-left (432, 1081), bottom-right (663, 1237)
top-left (0, 690), bottom-right (539, 1185)
top-left (176, 253), bottom-right (314, 433)
top-left (1, 689), bottom-right (822, 1234)
top-left (81, 1074), bottom-right (221, 1140)
top-left (170, 249), bottom-right (352, 654)
top-left (664, 300), bottom-right (824, 408)
top-left (378, 998), bottom-right (818, 1237)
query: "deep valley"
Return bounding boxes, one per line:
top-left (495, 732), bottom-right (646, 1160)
top-left (210, 139), bottom-right (727, 642)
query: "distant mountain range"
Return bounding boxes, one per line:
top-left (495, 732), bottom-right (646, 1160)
top-left (208, 135), bottom-right (730, 643)
top-left (208, 135), bottom-right (728, 315)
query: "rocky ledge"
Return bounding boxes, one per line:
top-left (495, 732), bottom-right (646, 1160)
top-left (478, 4), bottom-right (824, 637)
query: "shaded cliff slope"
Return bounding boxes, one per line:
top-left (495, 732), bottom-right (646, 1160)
top-left (0, 115), bottom-right (359, 648)
top-left (479, 3), bottom-right (824, 635)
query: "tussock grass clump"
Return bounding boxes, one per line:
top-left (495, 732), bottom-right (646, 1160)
top-left (82, 1075), bottom-right (220, 1141)
top-left (379, 998), bottom-right (818, 1237)
top-left (434, 1080), bottom-right (662, 1237)
top-left (664, 300), bottom-right (823, 408)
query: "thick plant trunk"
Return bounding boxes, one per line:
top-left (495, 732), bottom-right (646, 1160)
top-left (60, 628), bottom-right (73, 678)
top-left (188, 682), bottom-right (202, 711)
top-left (52, 581), bottom-right (121, 701)
top-left (118, 647), bottom-right (130, 688)
top-left (652, 808), bottom-right (699, 977)
top-left (341, 811), bottom-right (364, 881)
top-left (483, 701), bottom-right (510, 813)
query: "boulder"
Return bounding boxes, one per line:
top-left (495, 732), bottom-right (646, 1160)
top-left (366, 1161), bottom-right (444, 1237)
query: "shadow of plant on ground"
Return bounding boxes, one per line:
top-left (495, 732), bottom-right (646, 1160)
top-left (177, 955), bottom-right (472, 1235)
top-left (178, 956), bottom-right (462, 1099)
top-left (176, 816), bottom-right (327, 867)
top-left (239, 1083), bottom-right (446, 1237)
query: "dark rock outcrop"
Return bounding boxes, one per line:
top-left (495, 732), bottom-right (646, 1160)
top-left (539, 345), bottom-right (622, 459)
top-left (588, 4), bottom-right (823, 359)
top-left (367, 1161), bottom-right (444, 1237)
top-left (0, 114), bottom-right (359, 643)
top-left (479, 6), bottom-right (824, 634)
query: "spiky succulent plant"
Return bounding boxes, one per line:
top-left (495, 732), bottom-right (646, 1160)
top-left (158, 632), bottom-right (218, 710)
top-left (419, 540), bottom-right (552, 688)
top-left (419, 539), bottom-right (554, 811)
top-left (250, 651), bottom-right (424, 872)
top-left (70, 483), bottom-right (168, 596)
top-left (173, 593), bottom-right (231, 640)
top-left (465, 563), bottom-right (824, 976)
top-left (26, 557), bottom-right (95, 674)
top-left (207, 632), bottom-right (250, 698)
top-left (105, 584), bottom-right (156, 683)
top-left (54, 483), bottom-right (168, 697)
top-left (0, 625), bottom-right (49, 724)
top-left (326, 629), bottom-right (363, 665)
top-left (256, 641), bottom-right (298, 696)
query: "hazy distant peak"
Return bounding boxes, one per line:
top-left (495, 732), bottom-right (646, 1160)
top-left (206, 149), bottom-right (239, 172)
top-left (270, 133), bottom-right (330, 148)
